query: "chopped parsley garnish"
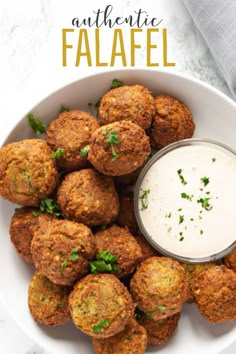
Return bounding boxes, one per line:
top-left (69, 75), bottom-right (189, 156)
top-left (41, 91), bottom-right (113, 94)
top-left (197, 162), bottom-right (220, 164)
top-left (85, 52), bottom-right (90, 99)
top-left (32, 210), bottom-right (40, 217)
top-left (95, 99), bottom-right (101, 108)
top-left (179, 235), bottom-right (184, 241)
top-left (50, 148), bottom-right (65, 159)
top-left (111, 145), bottom-right (119, 161)
top-left (201, 176), bottom-right (210, 186)
top-left (190, 218), bottom-right (194, 221)
top-left (139, 189), bottom-right (150, 210)
top-left (61, 259), bottom-right (68, 270)
top-left (181, 192), bottom-right (193, 201)
top-left (92, 319), bottom-right (110, 333)
top-left (179, 215), bottom-right (184, 224)
top-left (212, 158), bottom-right (216, 163)
top-left (39, 198), bottom-right (61, 217)
top-left (135, 306), bottom-right (166, 319)
top-left (165, 212), bottom-right (172, 218)
top-left (59, 105), bottom-right (69, 113)
top-left (111, 78), bottom-right (123, 89)
top-left (79, 145), bottom-right (90, 157)
top-left (14, 207), bottom-right (21, 212)
top-left (102, 127), bottom-right (112, 137)
top-left (27, 113), bottom-right (46, 135)
top-left (157, 305), bottom-right (166, 312)
top-left (178, 208), bottom-right (182, 211)
top-left (89, 250), bottom-right (119, 274)
top-left (57, 302), bottom-right (65, 308)
top-left (200, 229), bottom-right (204, 235)
top-left (70, 248), bottom-right (79, 261)
top-left (107, 131), bottom-right (119, 145)
top-left (177, 169), bottom-right (187, 185)
top-left (197, 197), bottom-right (213, 211)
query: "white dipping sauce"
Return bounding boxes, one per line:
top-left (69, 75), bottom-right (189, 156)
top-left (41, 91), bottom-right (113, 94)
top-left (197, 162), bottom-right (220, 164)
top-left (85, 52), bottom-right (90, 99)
top-left (137, 143), bottom-right (236, 259)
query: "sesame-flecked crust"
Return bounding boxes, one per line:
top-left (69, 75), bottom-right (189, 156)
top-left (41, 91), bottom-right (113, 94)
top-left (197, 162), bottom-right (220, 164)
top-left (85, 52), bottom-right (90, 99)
top-left (95, 225), bottom-right (142, 278)
top-left (137, 313), bottom-right (180, 346)
top-left (224, 250), bottom-right (236, 272)
top-left (88, 121), bottom-right (151, 176)
top-left (57, 169), bottom-right (119, 227)
top-left (9, 207), bottom-right (53, 264)
top-left (92, 318), bottom-right (147, 354)
top-left (149, 95), bottom-right (195, 149)
top-left (69, 274), bottom-right (135, 338)
top-left (0, 139), bottom-right (59, 206)
top-left (190, 265), bottom-right (236, 323)
top-left (31, 219), bottom-right (96, 285)
top-left (181, 262), bottom-right (217, 303)
top-left (98, 85), bottom-right (156, 130)
top-left (46, 110), bottom-right (99, 172)
top-left (28, 271), bottom-right (71, 326)
top-left (116, 192), bottom-right (138, 234)
top-left (130, 257), bottom-right (187, 320)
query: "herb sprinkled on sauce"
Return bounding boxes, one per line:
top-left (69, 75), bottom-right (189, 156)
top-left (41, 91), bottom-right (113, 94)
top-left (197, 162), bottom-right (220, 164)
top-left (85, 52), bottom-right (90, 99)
top-left (139, 189), bottom-right (150, 210)
top-left (177, 169), bottom-right (187, 185)
top-left (201, 176), bottom-right (210, 186)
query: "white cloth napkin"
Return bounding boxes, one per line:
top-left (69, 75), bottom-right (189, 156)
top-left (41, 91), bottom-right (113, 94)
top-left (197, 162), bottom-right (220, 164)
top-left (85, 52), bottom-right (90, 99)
top-left (183, 0), bottom-right (236, 99)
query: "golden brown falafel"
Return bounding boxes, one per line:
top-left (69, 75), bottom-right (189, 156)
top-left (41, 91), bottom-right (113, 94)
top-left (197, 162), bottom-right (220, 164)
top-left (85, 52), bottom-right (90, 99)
top-left (149, 95), bottom-right (195, 150)
top-left (130, 257), bottom-right (187, 321)
top-left (69, 273), bottom-right (135, 338)
top-left (46, 110), bottom-right (99, 172)
top-left (137, 312), bottom-right (180, 346)
top-left (0, 139), bottom-right (59, 206)
top-left (92, 318), bottom-right (147, 354)
top-left (98, 85), bottom-right (155, 130)
top-left (94, 225), bottom-right (142, 278)
top-left (88, 121), bottom-right (151, 176)
top-left (9, 207), bottom-right (53, 264)
top-left (28, 271), bottom-right (71, 326)
top-left (190, 265), bottom-right (236, 323)
top-left (224, 250), bottom-right (236, 272)
top-left (57, 169), bottom-right (119, 227)
top-left (31, 219), bottom-right (96, 285)
top-left (134, 234), bottom-right (161, 262)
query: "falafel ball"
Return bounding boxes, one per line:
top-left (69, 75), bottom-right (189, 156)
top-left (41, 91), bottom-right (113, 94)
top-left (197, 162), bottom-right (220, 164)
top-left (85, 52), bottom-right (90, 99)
top-left (224, 250), bottom-right (236, 272)
top-left (31, 219), bottom-right (96, 285)
top-left (88, 121), bottom-right (151, 176)
top-left (98, 85), bottom-right (155, 130)
top-left (137, 313), bottom-right (180, 346)
top-left (9, 207), bottom-right (53, 264)
top-left (135, 234), bottom-right (161, 262)
top-left (116, 191), bottom-right (138, 234)
top-left (115, 164), bottom-right (143, 186)
top-left (46, 110), bottom-right (99, 172)
top-left (94, 225), bottom-right (142, 278)
top-left (149, 95), bottom-right (195, 150)
top-left (130, 257), bottom-right (187, 321)
top-left (28, 271), bottom-right (71, 326)
top-left (92, 318), bottom-right (147, 354)
top-left (190, 265), bottom-right (236, 323)
top-left (0, 139), bottom-right (59, 206)
top-left (182, 262), bottom-right (217, 302)
top-left (69, 273), bottom-right (135, 338)
top-left (57, 169), bottom-right (119, 227)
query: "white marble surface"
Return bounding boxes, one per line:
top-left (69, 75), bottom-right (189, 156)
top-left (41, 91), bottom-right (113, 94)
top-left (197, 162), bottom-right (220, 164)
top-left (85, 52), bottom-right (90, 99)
top-left (0, 0), bottom-right (235, 353)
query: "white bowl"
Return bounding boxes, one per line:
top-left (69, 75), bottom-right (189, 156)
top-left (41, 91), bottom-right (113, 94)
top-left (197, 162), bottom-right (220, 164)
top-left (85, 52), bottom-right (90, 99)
top-left (0, 69), bottom-right (236, 354)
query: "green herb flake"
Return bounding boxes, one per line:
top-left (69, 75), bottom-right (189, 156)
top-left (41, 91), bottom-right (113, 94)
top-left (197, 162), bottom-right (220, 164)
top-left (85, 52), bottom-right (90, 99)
top-left (32, 210), bottom-right (40, 217)
top-left (165, 212), bottom-right (172, 218)
top-left (190, 218), bottom-right (194, 221)
top-left (95, 99), bottom-right (101, 108)
top-left (93, 319), bottom-right (110, 333)
top-left (89, 250), bottom-right (119, 274)
top-left (177, 169), bottom-right (187, 185)
top-left (111, 78), bottom-right (123, 89)
top-left (157, 305), bottom-right (166, 312)
top-left (59, 105), bottom-right (69, 113)
top-left (27, 113), bottom-right (46, 135)
top-left (179, 215), bottom-right (184, 224)
top-left (126, 335), bottom-right (132, 341)
top-left (107, 131), bottom-right (119, 145)
top-left (197, 197), bottom-right (213, 211)
top-left (206, 191), bottom-right (210, 195)
top-left (178, 208), bottom-right (182, 211)
top-left (14, 207), bottom-right (21, 212)
top-left (139, 189), bottom-right (150, 210)
top-left (181, 192), bottom-right (193, 201)
top-left (57, 302), bottom-right (65, 308)
top-left (111, 145), bottom-right (119, 161)
top-left (201, 176), bottom-right (210, 187)
top-left (50, 148), bottom-right (65, 159)
top-left (102, 127), bottom-right (112, 137)
top-left (200, 229), bottom-right (204, 235)
top-left (70, 248), bottom-right (79, 262)
top-left (179, 236), bottom-right (184, 241)
top-left (39, 198), bottom-right (61, 218)
top-left (61, 259), bottom-right (68, 270)
top-left (79, 145), bottom-right (90, 157)
top-left (96, 250), bottom-right (117, 263)
top-left (212, 158), bottom-right (216, 163)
